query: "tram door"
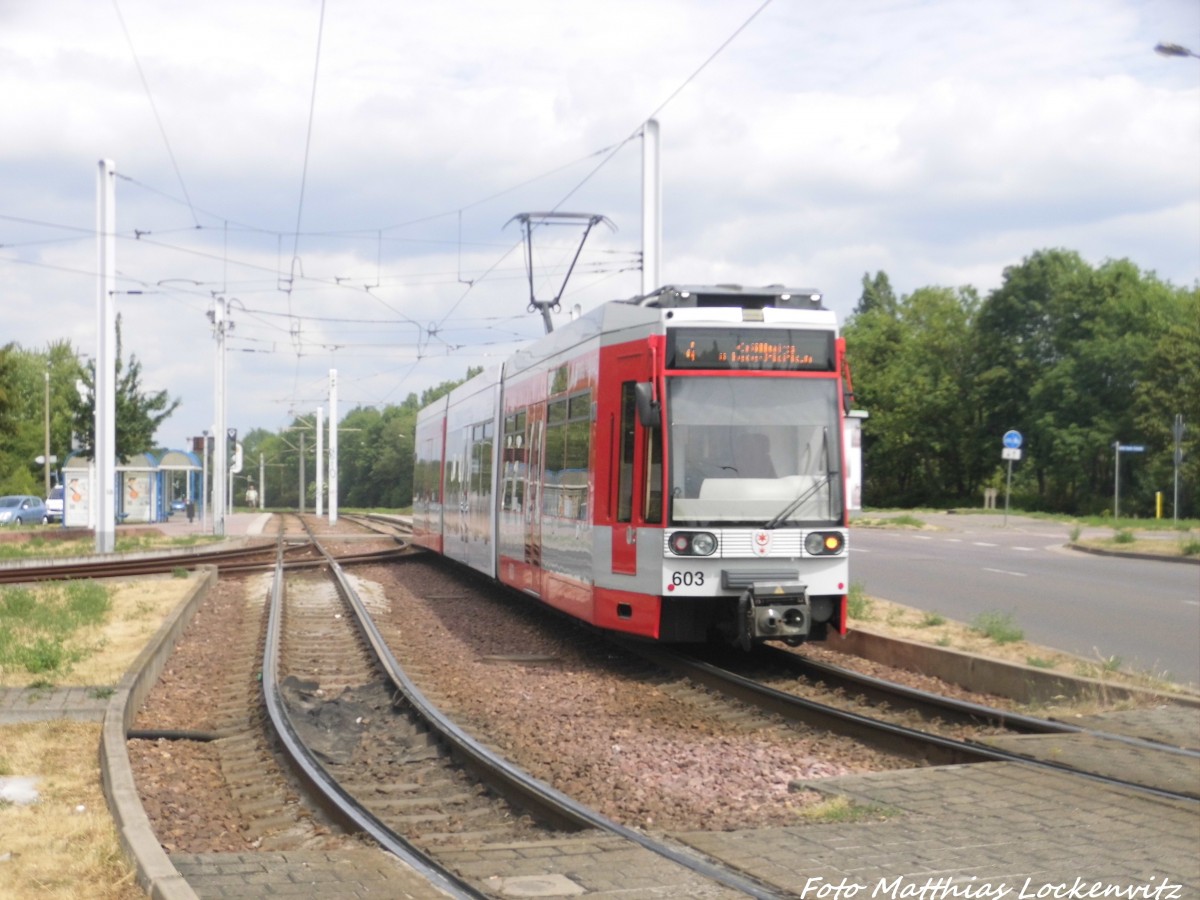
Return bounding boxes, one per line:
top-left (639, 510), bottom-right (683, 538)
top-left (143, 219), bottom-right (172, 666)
top-left (608, 346), bottom-right (660, 577)
top-left (523, 402), bottom-right (545, 574)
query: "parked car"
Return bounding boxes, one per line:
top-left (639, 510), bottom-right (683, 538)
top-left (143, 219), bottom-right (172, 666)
top-left (46, 485), bottom-right (64, 522)
top-left (0, 495), bottom-right (49, 526)
top-left (170, 498), bottom-right (187, 514)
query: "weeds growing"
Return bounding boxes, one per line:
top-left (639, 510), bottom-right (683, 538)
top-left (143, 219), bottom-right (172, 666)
top-left (846, 582), bottom-right (873, 620)
top-left (0, 581), bottom-right (112, 676)
top-left (969, 610), bottom-right (1024, 645)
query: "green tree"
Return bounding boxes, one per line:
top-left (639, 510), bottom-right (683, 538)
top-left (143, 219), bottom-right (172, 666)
top-left (973, 250), bottom-right (1185, 514)
top-left (0, 341), bottom-right (86, 495)
top-left (844, 283), bottom-right (980, 506)
top-left (1132, 290), bottom-right (1200, 518)
top-left (70, 315), bottom-right (180, 460)
top-left (854, 271), bottom-right (898, 317)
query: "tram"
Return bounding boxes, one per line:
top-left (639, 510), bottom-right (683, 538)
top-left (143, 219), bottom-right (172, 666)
top-left (412, 284), bottom-right (851, 648)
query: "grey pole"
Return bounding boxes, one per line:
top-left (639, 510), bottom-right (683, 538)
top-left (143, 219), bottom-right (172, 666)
top-left (641, 119), bottom-right (661, 297)
top-left (329, 369), bottom-right (339, 525)
top-left (211, 297), bottom-right (228, 536)
top-left (95, 160), bottom-right (117, 553)
top-left (316, 406), bottom-right (324, 518)
top-left (1173, 414), bottom-right (1184, 521)
top-left (1113, 442), bottom-right (1121, 520)
top-left (298, 429), bottom-right (305, 514)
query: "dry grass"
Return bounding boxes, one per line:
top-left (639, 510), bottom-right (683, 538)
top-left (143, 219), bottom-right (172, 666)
top-left (1, 576), bottom-right (196, 898)
top-left (1, 576), bottom-right (191, 688)
top-left (850, 594), bottom-right (1188, 694)
top-left (0, 722), bottom-right (143, 899)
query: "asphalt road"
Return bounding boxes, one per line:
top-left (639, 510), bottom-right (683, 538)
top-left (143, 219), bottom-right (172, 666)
top-left (847, 512), bottom-right (1200, 689)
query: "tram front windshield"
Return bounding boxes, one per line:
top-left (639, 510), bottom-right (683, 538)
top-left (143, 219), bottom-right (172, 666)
top-left (668, 377), bottom-right (843, 526)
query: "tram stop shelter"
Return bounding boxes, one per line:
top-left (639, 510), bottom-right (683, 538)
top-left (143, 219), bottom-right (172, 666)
top-left (60, 449), bottom-right (202, 527)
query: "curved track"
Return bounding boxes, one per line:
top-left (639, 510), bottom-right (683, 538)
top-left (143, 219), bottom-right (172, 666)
top-left (262, 518), bottom-right (785, 899)
top-left (621, 641), bottom-right (1200, 803)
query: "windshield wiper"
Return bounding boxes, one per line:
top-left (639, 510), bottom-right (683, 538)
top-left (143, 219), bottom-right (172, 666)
top-left (763, 427), bottom-right (839, 529)
top-left (763, 473), bottom-right (832, 529)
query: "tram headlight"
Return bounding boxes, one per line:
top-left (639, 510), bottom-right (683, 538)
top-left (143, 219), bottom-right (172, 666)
top-left (669, 531), bottom-right (717, 556)
top-left (804, 531), bottom-right (844, 556)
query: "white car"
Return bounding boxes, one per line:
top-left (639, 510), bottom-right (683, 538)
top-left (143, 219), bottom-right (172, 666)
top-left (46, 485), bottom-right (64, 522)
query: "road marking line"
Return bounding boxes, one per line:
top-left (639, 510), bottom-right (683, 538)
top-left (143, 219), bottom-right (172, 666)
top-left (1013, 546), bottom-right (1035, 551)
top-left (945, 538), bottom-right (963, 543)
top-left (973, 541), bottom-right (998, 547)
top-left (913, 535), bottom-right (932, 540)
top-left (983, 567), bottom-right (1027, 577)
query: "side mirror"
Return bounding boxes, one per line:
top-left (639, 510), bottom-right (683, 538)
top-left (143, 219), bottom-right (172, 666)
top-left (634, 382), bottom-right (660, 429)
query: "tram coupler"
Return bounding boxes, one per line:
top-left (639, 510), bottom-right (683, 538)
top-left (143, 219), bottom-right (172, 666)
top-left (736, 582), bottom-right (810, 650)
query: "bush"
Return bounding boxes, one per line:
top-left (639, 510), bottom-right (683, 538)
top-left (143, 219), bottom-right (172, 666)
top-left (970, 610), bottom-right (1024, 645)
top-left (846, 583), bottom-right (873, 620)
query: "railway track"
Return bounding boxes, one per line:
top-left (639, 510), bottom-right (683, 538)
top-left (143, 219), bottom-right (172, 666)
top-left (621, 641), bottom-right (1200, 803)
top-left (120, 513), bottom-right (1198, 896)
top-left (258, 519), bottom-right (788, 898)
top-left (0, 517), bottom-right (411, 583)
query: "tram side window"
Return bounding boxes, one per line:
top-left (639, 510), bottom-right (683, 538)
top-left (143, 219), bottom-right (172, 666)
top-left (617, 382), bottom-right (636, 523)
top-left (471, 422), bottom-right (493, 498)
top-left (544, 392), bottom-right (591, 520)
top-left (502, 412), bottom-right (526, 511)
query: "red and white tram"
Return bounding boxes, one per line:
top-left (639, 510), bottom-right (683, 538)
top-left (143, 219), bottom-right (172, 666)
top-left (412, 284), bottom-right (850, 648)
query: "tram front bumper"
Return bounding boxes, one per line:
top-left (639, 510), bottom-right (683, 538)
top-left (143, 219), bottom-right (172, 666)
top-left (737, 582), bottom-right (809, 649)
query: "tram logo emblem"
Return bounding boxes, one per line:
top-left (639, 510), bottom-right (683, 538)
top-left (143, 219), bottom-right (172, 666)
top-left (752, 530), bottom-right (771, 556)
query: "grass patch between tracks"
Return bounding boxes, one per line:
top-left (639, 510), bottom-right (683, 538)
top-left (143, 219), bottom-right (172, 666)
top-left (0, 577), bottom-right (194, 687)
top-left (793, 794), bottom-right (902, 824)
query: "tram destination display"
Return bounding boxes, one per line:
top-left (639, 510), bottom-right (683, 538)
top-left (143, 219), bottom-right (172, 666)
top-left (668, 328), bottom-right (835, 371)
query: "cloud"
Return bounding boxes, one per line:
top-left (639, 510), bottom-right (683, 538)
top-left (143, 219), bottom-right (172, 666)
top-left (1, 0), bottom-right (1197, 446)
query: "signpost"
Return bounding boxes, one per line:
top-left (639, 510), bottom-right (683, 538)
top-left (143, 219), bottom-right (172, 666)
top-left (1173, 414), bottom-right (1185, 522)
top-left (1113, 442), bottom-right (1145, 520)
top-left (1001, 430), bottom-right (1022, 526)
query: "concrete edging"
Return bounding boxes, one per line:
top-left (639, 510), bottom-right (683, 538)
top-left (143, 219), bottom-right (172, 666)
top-left (837, 626), bottom-right (1200, 708)
top-left (98, 567), bottom-right (217, 900)
top-left (1067, 542), bottom-right (1200, 565)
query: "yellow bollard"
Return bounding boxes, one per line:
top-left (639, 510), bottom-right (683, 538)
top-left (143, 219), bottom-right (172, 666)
top-left (1156, 491), bottom-right (1162, 519)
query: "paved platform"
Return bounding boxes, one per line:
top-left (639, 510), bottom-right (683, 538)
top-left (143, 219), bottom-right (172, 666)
top-left (0, 684), bottom-right (111, 723)
top-left (680, 759), bottom-right (1199, 897)
top-left (148, 511), bottom-right (275, 539)
top-left (171, 849), bottom-right (450, 900)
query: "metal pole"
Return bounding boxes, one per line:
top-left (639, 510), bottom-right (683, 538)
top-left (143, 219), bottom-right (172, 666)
top-left (201, 431), bottom-right (209, 533)
top-left (95, 159), bottom-right (117, 553)
top-left (1174, 414), bottom-right (1184, 522)
top-left (1004, 459), bottom-right (1012, 527)
top-left (1113, 442), bottom-right (1121, 520)
top-left (299, 430), bottom-right (305, 514)
top-left (316, 406), bottom-right (324, 518)
top-left (260, 453), bottom-right (265, 509)
top-left (212, 297), bottom-right (227, 536)
top-left (329, 369), bottom-right (339, 525)
top-left (641, 118), bottom-right (661, 296)
top-left (43, 366), bottom-right (51, 498)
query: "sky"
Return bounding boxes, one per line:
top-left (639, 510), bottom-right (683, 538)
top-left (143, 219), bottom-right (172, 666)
top-left (2, 0), bottom-right (1198, 452)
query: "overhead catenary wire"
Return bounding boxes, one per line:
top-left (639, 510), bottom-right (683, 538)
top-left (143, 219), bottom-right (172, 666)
top-left (284, 0), bottom-right (327, 301)
top-left (110, 0), bottom-right (201, 229)
top-left (9, 2), bottom-right (782, 425)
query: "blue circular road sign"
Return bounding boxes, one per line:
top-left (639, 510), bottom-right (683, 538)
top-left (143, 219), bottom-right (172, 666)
top-left (1003, 430), bottom-right (1023, 449)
